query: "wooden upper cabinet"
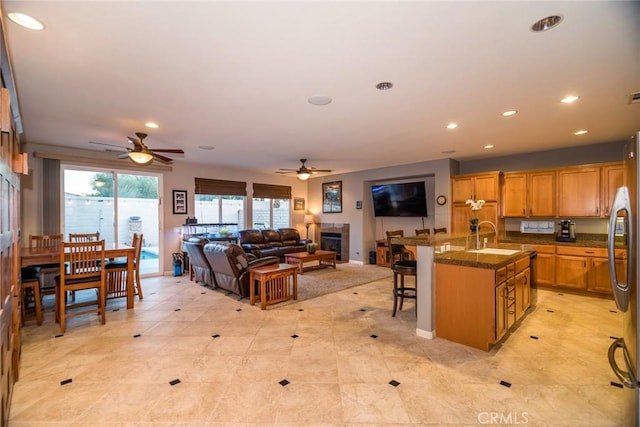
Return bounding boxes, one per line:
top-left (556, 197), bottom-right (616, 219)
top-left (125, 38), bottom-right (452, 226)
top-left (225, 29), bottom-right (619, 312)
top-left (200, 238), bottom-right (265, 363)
top-left (502, 170), bottom-right (555, 217)
top-left (557, 166), bottom-right (601, 217)
top-left (601, 163), bottom-right (624, 217)
top-left (452, 201), bottom-right (498, 234)
top-left (451, 172), bottom-right (500, 203)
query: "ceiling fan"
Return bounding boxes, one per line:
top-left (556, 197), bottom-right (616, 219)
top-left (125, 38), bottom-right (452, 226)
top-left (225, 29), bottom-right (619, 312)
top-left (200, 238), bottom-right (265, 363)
top-left (276, 158), bottom-right (332, 181)
top-left (89, 132), bottom-right (184, 165)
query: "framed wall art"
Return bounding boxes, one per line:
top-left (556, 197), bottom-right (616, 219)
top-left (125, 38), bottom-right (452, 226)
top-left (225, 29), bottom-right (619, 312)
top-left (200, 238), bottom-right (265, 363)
top-left (294, 197), bottom-right (305, 211)
top-left (172, 190), bottom-right (188, 214)
top-left (322, 181), bottom-right (342, 213)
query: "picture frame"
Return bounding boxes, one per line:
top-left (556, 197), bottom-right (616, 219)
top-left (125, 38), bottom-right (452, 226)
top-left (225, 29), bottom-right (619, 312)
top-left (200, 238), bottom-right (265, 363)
top-left (322, 181), bottom-right (342, 213)
top-left (294, 197), bottom-right (305, 211)
top-left (172, 190), bottom-right (188, 214)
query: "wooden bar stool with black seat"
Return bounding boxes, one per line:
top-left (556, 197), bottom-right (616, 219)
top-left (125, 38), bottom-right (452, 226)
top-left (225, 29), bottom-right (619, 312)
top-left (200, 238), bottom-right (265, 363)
top-left (433, 227), bottom-right (447, 235)
top-left (386, 230), bottom-right (417, 317)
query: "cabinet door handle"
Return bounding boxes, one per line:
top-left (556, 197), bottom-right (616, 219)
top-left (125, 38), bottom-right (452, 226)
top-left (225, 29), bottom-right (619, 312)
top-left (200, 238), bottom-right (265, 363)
top-left (508, 297), bottom-right (515, 301)
top-left (523, 209), bottom-right (526, 215)
top-left (524, 276), bottom-right (528, 284)
top-left (508, 310), bottom-right (515, 315)
top-left (585, 251), bottom-right (594, 254)
top-left (596, 206), bottom-right (600, 215)
top-left (529, 208), bottom-right (532, 215)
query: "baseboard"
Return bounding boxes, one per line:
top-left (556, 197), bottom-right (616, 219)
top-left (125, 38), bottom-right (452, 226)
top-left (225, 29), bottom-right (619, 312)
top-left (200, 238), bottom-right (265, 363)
top-left (416, 328), bottom-right (435, 339)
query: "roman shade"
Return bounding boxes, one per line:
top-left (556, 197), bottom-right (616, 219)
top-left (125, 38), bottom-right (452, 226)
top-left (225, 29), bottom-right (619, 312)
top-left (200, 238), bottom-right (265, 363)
top-left (252, 183), bottom-right (291, 199)
top-left (194, 178), bottom-right (247, 196)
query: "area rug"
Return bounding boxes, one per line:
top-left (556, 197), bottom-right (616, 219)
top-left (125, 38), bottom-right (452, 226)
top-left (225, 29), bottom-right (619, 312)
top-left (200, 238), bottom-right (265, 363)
top-left (279, 263), bottom-right (393, 305)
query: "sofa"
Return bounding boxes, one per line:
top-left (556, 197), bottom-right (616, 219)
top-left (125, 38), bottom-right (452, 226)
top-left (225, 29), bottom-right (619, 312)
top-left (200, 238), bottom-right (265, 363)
top-left (203, 242), bottom-right (279, 298)
top-left (238, 228), bottom-right (308, 259)
top-left (182, 237), bottom-right (216, 287)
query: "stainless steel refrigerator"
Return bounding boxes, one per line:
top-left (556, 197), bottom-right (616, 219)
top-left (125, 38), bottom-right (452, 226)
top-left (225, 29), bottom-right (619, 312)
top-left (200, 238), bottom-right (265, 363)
top-left (608, 131), bottom-right (640, 426)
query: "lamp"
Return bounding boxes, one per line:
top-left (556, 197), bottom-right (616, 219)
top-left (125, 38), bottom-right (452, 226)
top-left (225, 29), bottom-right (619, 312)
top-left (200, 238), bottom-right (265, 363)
top-left (303, 214), bottom-right (315, 240)
top-left (128, 150), bottom-right (153, 165)
top-left (297, 171), bottom-right (311, 181)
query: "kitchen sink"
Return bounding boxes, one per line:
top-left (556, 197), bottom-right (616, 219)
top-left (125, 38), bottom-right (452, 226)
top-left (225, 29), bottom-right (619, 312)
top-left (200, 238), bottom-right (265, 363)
top-left (467, 248), bottom-right (520, 256)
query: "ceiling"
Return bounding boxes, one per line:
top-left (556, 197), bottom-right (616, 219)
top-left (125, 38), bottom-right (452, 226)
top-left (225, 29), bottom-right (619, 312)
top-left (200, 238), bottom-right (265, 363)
top-left (2, 1), bottom-right (639, 177)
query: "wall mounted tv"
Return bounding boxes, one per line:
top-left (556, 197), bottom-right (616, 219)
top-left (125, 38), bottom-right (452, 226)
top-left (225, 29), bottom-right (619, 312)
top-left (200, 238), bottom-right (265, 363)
top-left (371, 181), bottom-right (428, 217)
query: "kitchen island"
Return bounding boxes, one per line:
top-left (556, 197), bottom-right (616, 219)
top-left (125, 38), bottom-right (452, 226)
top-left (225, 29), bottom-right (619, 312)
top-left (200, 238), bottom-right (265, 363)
top-left (392, 233), bottom-right (534, 350)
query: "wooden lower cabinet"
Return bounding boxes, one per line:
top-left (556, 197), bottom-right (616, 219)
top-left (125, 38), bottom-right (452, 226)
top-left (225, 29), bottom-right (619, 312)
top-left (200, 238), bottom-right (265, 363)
top-left (435, 255), bottom-right (530, 351)
top-left (532, 245), bottom-right (555, 286)
top-left (590, 256), bottom-right (626, 294)
top-left (552, 246), bottom-right (623, 295)
top-left (555, 254), bottom-right (589, 290)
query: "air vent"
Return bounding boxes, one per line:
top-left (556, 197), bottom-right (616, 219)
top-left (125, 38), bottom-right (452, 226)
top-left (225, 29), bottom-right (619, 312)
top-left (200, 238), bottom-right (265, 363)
top-left (631, 92), bottom-right (640, 104)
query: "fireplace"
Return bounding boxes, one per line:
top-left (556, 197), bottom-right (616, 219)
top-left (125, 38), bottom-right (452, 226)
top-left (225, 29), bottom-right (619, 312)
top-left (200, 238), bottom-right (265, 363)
top-left (316, 223), bottom-right (349, 262)
top-left (321, 232), bottom-right (342, 261)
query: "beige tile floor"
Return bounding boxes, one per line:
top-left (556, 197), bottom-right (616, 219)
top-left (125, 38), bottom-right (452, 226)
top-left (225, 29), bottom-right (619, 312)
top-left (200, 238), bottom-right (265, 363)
top-left (10, 269), bottom-right (625, 426)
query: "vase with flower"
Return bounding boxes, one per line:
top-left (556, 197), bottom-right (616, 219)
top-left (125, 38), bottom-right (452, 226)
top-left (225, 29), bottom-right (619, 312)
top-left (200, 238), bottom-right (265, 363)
top-left (465, 199), bottom-right (485, 232)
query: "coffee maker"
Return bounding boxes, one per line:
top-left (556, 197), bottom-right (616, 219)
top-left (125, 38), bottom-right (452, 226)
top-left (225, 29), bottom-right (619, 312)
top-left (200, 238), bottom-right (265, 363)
top-left (556, 219), bottom-right (576, 242)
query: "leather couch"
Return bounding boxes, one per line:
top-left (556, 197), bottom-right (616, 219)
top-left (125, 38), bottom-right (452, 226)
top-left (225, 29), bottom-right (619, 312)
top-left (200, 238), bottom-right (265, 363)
top-left (238, 228), bottom-right (308, 259)
top-left (203, 242), bottom-right (279, 298)
top-left (182, 237), bottom-right (215, 287)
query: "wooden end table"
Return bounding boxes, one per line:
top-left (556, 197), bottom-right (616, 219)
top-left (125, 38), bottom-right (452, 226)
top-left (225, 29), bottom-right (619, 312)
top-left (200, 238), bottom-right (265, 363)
top-left (284, 250), bottom-right (337, 275)
top-left (249, 263), bottom-right (298, 310)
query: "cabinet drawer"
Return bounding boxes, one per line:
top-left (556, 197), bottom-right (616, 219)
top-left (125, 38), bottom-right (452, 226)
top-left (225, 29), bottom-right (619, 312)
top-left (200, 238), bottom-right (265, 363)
top-left (556, 246), bottom-right (607, 257)
top-left (506, 263), bottom-right (515, 277)
top-left (515, 256), bottom-right (529, 274)
top-left (532, 244), bottom-right (556, 254)
top-left (496, 266), bottom-right (507, 284)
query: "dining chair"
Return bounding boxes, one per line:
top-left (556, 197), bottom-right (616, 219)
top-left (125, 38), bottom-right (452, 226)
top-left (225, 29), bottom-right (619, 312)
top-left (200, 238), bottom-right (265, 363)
top-left (386, 231), bottom-right (417, 317)
top-left (385, 230), bottom-right (412, 264)
top-left (433, 227), bottom-right (447, 235)
top-left (415, 228), bottom-right (430, 236)
top-left (105, 233), bottom-right (144, 300)
top-left (55, 240), bottom-right (106, 333)
top-left (29, 233), bottom-right (63, 296)
top-left (69, 232), bottom-right (101, 242)
top-left (20, 269), bottom-right (43, 325)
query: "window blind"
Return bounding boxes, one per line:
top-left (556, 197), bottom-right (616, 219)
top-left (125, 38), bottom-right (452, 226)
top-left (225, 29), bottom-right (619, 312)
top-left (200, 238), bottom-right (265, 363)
top-left (252, 183), bottom-right (292, 199)
top-left (194, 177), bottom-right (247, 196)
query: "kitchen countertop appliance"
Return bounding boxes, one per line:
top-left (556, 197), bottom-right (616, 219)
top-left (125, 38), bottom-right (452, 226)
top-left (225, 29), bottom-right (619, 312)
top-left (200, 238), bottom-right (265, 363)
top-left (556, 219), bottom-right (576, 242)
top-left (608, 131), bottom-right (640, 426)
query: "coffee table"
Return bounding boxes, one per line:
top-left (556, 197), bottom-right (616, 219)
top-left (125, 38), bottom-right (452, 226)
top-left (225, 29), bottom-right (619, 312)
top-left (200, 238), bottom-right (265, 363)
top-left (249, 263), bottom-right (298, 310)
top-left (284, 250), bottom-right (337, 275)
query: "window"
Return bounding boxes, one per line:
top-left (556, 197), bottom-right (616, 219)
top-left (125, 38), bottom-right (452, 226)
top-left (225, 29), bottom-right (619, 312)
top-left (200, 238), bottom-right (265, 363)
top-left (252, 183), bottom-right (292, 229)
top-left (252, 198), bottom-right (290, 229)
top-left (193, 178), bottom-right (246, 228)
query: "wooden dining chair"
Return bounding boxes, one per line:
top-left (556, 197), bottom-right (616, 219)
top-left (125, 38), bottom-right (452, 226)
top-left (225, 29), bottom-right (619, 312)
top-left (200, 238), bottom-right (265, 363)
top-left (55, 240), bottom-right (106, 333)
top-left (415, 228), bottom-right (430, 236)
top-left (29, 233), bottom-right (63, 296)
top-left (105, 233), bottom-right (144, 300)
top-left (69, 232), bottom-right (101, 242)
top-left (433, 227), bottom-right (447, 235)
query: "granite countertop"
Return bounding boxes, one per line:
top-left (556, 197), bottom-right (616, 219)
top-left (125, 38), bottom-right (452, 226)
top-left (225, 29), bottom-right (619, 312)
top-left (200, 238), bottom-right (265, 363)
top-left (434, 243), bottom-right (534, 269)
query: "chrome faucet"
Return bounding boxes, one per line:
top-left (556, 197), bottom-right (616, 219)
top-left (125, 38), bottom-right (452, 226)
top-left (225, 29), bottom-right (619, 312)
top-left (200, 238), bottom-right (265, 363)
top-left (476, 220), bottom-right (498, 249)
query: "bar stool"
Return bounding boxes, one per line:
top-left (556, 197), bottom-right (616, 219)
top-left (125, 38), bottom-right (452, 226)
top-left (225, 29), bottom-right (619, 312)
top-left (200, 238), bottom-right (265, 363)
top-left (415, 228), bottom-right (430, 236)
top-left (386, 231), bottom-right (417, 317)
top-left (433, 227), bottom-right (447, 234)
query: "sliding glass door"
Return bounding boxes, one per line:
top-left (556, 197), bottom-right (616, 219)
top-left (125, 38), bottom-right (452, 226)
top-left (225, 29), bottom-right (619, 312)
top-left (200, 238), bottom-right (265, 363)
top-left (62, 166), bottom-right (161, 275)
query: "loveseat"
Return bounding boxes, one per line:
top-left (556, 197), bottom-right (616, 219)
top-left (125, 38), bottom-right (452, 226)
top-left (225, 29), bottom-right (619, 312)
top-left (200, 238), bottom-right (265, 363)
top-left (238, 228), bottom-right (308, 259)
top-left (203, 242), bottom-right (279, 298)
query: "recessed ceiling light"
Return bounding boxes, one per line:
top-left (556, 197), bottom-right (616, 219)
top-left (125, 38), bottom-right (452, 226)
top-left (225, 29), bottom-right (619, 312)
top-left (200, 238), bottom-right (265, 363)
top-left (308, 95), bottom-right (332, 106)
top-left (501, 110), bottom-right (517, 117)
top-left (145, 122), bottom-right (159, 129)
top-left (561, 95), bottom-right (579, 104)
top-left (573, 130), bottom-right (588, 136)
top-left (531, 15), bottom-right (563, 32)
top-left (484, 144), bottom-right (494, 149)
top-left (199, 145), bottom-right (215, 150)
top-left (441, 150), bottom-right (456, 154)
top-left (446, 123), bottom-right (458, 130)
top-left (8, 12), bottom-right (44, 30)
top-left (375, 82), bottom-right (393, 90)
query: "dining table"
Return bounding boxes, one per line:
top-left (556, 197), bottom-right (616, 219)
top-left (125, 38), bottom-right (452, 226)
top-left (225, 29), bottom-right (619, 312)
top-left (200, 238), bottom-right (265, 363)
top-left (20, 243), bottom-right (137, 309)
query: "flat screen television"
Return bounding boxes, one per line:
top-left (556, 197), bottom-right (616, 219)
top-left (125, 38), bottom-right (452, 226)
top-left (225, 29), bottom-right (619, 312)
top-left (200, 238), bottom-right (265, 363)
top-left (371, 181), bottom-right (428, 217)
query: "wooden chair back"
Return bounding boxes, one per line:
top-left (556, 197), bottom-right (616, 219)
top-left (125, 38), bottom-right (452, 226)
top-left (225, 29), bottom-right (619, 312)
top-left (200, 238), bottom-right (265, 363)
top-left (29, 233), bottom-right (63, 249)
top-left (385, 230), bottom-right (406, 265)
top-left (415, 229), bottom-right (430, 236)
top-left (69, 232), bottom-right (101, 242)
top-left (56, 240), bottom-right (106, 333)
top-left (433, 227), bottom-right (447, 235)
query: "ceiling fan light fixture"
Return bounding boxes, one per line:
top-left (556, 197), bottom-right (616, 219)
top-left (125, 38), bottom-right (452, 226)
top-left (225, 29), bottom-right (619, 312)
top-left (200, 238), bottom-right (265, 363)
top-left (129, 151), bottom-right (153, 165)
top-left (8, 12), bottom-right (44, 30)
top-left (297, 172), bottom-right (311, 181)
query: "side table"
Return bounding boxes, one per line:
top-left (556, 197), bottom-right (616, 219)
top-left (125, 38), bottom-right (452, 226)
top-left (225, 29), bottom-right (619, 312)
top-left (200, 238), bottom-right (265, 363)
top-left (249, 263), bottom-right (298, 310)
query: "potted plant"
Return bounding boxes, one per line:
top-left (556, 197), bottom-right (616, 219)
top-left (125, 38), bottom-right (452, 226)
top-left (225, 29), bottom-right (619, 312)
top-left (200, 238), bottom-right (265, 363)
top-left (306, 242), bottom-right (318, 254)
top-left (465, 199), bottom-right (485, 232)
